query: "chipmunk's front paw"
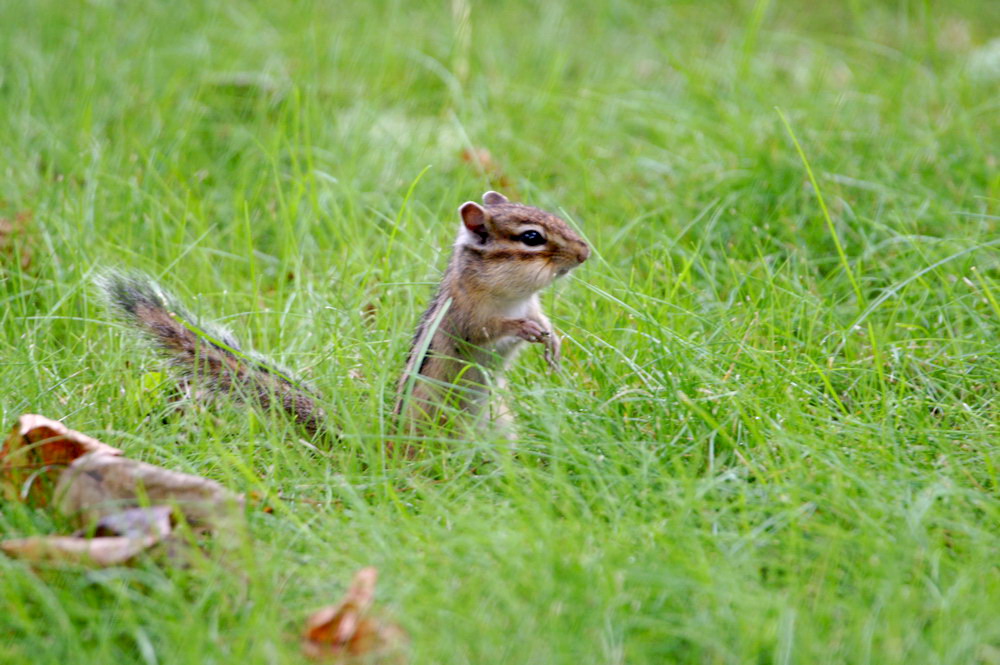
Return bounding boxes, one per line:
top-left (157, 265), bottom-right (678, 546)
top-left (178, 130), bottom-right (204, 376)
top-left (543, 331), bottom-right (562, 372)
top-left (513, 318), bottom-right (550, 344)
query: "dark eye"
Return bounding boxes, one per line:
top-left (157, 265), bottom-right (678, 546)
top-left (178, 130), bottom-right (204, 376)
top-left (516, 230), bottom-right (546, 246)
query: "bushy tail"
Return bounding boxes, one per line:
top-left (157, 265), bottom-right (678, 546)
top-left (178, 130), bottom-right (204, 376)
top-left (97, 271), bottom-right (327, 437)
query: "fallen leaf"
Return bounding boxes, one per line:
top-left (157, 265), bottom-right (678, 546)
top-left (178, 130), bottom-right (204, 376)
top-left (361, 301), bottom-right (378, 327)
top-left (1, 534), bottom-right (163, 567)
top-left (1, 505), bottom-right (174, 567)
top-left (55, 452), bottom-right (242, 530)
top-left (1, 415), bottom-right (245, 569)
top-left (1, 414), bottom-right (241, 528)
top-left (460, 147), bottom-right (498, 173)
top-left (0, 211), bottom-right (33, 270)
top-left (77, 505), bottom-right (174, 539)
top-left (459, 147), bottom-right (515, 194)
top-left (303, 567), bottom-right (408, 663)
top-left (1, 414), bottom-right (122, 505)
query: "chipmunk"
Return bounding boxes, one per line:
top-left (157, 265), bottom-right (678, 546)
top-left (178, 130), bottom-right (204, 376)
top-left (97, 191), bottom-right (588, 441)
top-left (394, 190), bottom-right (589, 435)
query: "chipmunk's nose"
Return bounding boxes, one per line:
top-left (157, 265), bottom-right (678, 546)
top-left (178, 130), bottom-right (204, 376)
top-left (575, 243), bottom-right (590, 264)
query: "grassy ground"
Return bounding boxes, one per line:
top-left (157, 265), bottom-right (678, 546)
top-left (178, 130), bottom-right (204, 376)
top-left (2, 0), bottom-right (999, 662)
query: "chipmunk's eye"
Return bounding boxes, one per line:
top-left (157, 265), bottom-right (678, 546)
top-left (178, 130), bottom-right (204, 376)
top-left (516, 230), bottom-right (546, 246)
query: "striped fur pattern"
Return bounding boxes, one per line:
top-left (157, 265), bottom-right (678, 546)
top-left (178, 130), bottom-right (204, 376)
top-left (97, 271), bottom-right (326, 437)
top-left (394, 191), bottom-right (589, 436)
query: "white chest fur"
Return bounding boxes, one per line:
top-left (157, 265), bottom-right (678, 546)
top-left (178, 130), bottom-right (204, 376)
top-left (490, 295), bottom-right (537, 360)
top-left (497, 295), bottom-right (534, 321)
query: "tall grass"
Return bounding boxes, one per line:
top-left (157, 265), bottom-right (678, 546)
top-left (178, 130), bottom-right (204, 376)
top-left (1, 0), bottom-right (998, 662)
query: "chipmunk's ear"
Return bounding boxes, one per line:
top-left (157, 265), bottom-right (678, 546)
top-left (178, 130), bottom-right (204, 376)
top-left (482, 191), bottom-right (508, 205)
top-left (460, 201), bottom-right (490, 242)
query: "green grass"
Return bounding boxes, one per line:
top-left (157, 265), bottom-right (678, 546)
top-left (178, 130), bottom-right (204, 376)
top-left (2, 0), bottom-right (1000, 662)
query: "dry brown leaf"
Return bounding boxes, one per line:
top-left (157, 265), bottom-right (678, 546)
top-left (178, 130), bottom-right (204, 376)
top-left (459, 147), bottom-right (515, 194)
top-left (1, 505), bottom-right (174, 567)
top-left (78, 505), bottom-right (174, 539)
top-left (1, 415), bottom-right (244, 569)
top-left (1, 534), bottom-right (163, 566)
top-left (460, 147), bottom-right (499, 174)
top-left (56, 452), bottom-right (242, 529)
top-left (0, 211), bottom-right (33, 270)
top-left (1, 414), bottom-right (122, 505)
top-left (361, 301), bottom-right (378, 327)
top-left (1, 414), bottom-right (241, 528)
top-left (303, 567), bottom-right (408, 663)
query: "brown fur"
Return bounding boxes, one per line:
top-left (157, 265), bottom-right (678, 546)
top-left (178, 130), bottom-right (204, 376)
top-left (99, 192), bottom-right (588, 446)
top-left (98, 272), bottom-right (327, 437)
top-left (394, 192), bottom-right (589, 439)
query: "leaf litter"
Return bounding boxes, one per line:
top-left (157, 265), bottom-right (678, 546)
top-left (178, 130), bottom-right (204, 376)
top-left (0, 210), bottom-right (33, 271)
top-left (0, 414), bottom-right (240, 565)
top-left (1, 414), bottom-right (408, 662)
top-left (303, 566), bottom-right (408, 663)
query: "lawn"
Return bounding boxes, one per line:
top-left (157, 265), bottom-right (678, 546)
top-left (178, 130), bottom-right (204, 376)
top-left (1, 0), bottom-right (999, 662)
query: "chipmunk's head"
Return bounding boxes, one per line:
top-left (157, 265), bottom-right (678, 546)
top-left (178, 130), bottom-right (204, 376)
top-left (455, 191), bottom-right (589, 298)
